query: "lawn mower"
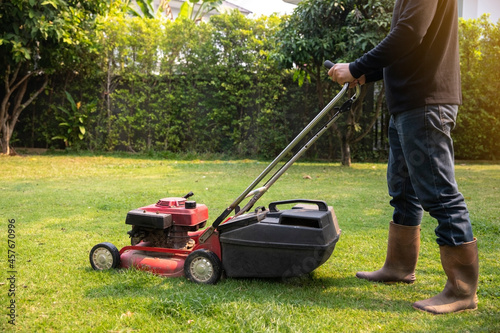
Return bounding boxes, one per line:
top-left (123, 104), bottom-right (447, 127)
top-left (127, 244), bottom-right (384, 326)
top-left (89, 61), bottom-right (360, 284)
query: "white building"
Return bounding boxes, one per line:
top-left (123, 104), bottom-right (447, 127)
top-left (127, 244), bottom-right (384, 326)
top-left (459, 0), bottom-right (500, 22)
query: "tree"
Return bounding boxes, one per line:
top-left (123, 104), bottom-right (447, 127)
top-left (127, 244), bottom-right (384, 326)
top-left (455, 15), bottom-right (500, 160)
top-left (91, 7), bottom-right (287, 155)
top-left (126, 0), bottom-right (170, 19)
top-left (0, 0), bottom-right (107, 155)
top-left (127, 0), bottom-right (223, 22)
top-left (179, 0), bottom-right (223, 22)
top-left (275, 0), bottom-right (392, 165)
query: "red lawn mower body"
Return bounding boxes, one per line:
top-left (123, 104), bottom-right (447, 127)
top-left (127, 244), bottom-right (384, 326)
top-left (89, 194), bottom-right (341, 284)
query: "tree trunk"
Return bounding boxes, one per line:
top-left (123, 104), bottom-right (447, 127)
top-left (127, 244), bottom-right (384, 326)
top-left (106, 55), bottom-right (112, 146)
top-left (314, 64), bottom-right (325, 110)
top-left (340, 135), bottom-right (351, 166)
top-left (1, 64), bottom-right (48, 155)
top-left (330, 82), bottom-right (386, 166)
top-left (0, 126), bottom-right (11, 155)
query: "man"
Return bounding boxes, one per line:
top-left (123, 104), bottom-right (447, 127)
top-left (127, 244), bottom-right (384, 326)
top-left (328, 0), bottom-right (478, 314)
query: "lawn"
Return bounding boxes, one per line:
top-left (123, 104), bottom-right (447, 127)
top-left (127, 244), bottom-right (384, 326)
top-left (1, 154), bottom-right (499, 332)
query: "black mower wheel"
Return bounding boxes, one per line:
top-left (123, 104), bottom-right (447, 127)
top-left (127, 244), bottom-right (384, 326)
top-left (184, 249), bottom-right (222, 284)
top-left (89, 242), bottom-right (121, 271)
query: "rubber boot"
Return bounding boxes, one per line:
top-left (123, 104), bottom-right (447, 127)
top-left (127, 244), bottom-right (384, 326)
top-left (412, 238), bottom-right (479, 314)
top-left (356, 221), bottom-right (420, 284)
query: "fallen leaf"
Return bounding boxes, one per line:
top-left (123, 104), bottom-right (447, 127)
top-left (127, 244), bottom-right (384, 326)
top-left (121, 311), bottom-right (134, 319)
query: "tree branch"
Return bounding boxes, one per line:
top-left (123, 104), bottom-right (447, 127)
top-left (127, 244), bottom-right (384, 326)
top-left (10, 67), bottom-right (38, 97)
top-left (353, 83), bottom-right (385, 144)
top-left (2, 63), bottom-right (39, 126)
top-left (9, 74), bottom-right (49, 130)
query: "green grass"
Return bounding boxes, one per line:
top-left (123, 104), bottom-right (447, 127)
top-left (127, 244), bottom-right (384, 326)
top-left (1, 154), bottom-right (499, 332)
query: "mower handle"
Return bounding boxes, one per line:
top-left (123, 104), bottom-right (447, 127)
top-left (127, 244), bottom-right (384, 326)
top-left (323, 60), bottom-right (335, 69)
top-left (199, 60), bottom-right (358, 243)
top-left (269, 199), bottom-right (328, 212)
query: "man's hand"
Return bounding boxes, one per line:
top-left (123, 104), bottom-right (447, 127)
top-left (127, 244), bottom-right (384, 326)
top-left (328, 63), bottom-right (365, 87)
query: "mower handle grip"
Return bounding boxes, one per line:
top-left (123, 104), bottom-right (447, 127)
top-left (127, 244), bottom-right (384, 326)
top-left (269, 199), bottom-right (328, 212)
top-left (324, 60), bottom-right (351, 89)
top-left (323, 60), bottom-right (335, 69)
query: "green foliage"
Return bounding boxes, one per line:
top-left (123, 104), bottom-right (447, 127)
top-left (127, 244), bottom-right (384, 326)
top-left (0, 0), bottom-right (106, 70)
top-left (205, 12), bottom-right (280, 154)
top-left (126, 0), bottom-right (223, 21)
top-left (343, 0), bottom-right (393, 61)
top-left (127, 0), bottom-right (157, 18)
top-left (0, 0), bottom-right (107, 153)
top-left (275, 0), bottom-right (392, 165)
top-left (275, 0), bottom-right (392, 75)
top-left (455, 15), bottom-right (500, 160)
top-left (9, 2), bottom-right (500, 161)
top-left (179, 0), bottom-right (223, 21)
top-left (83, 10), bottom-right (289, 156)
top-left (52, 91), bottom-right (96, 148)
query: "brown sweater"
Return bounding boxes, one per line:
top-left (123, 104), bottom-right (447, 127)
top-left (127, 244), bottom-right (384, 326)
top-left (349, 0), bottom-right (462, 114)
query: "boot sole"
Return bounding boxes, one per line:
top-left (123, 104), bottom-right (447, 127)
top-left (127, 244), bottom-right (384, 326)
top-left (412, 304), bottom-right (478, 315)
top-left (356, 275), bottom-right (416, 284)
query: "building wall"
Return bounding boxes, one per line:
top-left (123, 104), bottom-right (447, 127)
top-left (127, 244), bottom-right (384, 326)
top-left (460, 0), bottom-right (500, 22)
top-left (477, 0), bottom-right (500, 22)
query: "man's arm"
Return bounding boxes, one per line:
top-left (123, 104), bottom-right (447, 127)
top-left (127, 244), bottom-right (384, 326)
top-left (350, 0), bottom-right (439, 78)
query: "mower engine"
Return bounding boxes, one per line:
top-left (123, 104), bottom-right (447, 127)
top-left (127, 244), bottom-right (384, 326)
top-left (125, 192), bottom-right (207, 249)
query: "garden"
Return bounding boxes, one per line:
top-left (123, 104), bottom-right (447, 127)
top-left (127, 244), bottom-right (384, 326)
top-left (1, 0), bottom-right (499, 331)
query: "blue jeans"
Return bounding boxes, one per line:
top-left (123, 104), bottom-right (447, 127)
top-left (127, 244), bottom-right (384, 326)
top-left (387, 104), bottom-right (474, 246)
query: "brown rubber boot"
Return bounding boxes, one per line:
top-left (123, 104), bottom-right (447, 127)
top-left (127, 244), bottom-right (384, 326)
top-left (356, 221), bottom-right (420, 284)
top-left (412, 238), bottom-right (479, 314)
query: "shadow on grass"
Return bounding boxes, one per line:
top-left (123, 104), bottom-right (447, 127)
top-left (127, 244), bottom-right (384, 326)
top-left (84, 268), bottom-right (417, 314)
top-left (82, 266), bottom-right (498, 331)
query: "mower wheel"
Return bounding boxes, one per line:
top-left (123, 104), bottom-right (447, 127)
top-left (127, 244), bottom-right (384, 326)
top-left (184, 249), bottom-right (222, 284)
top-left (89, 242), bottom-right (121, 271)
